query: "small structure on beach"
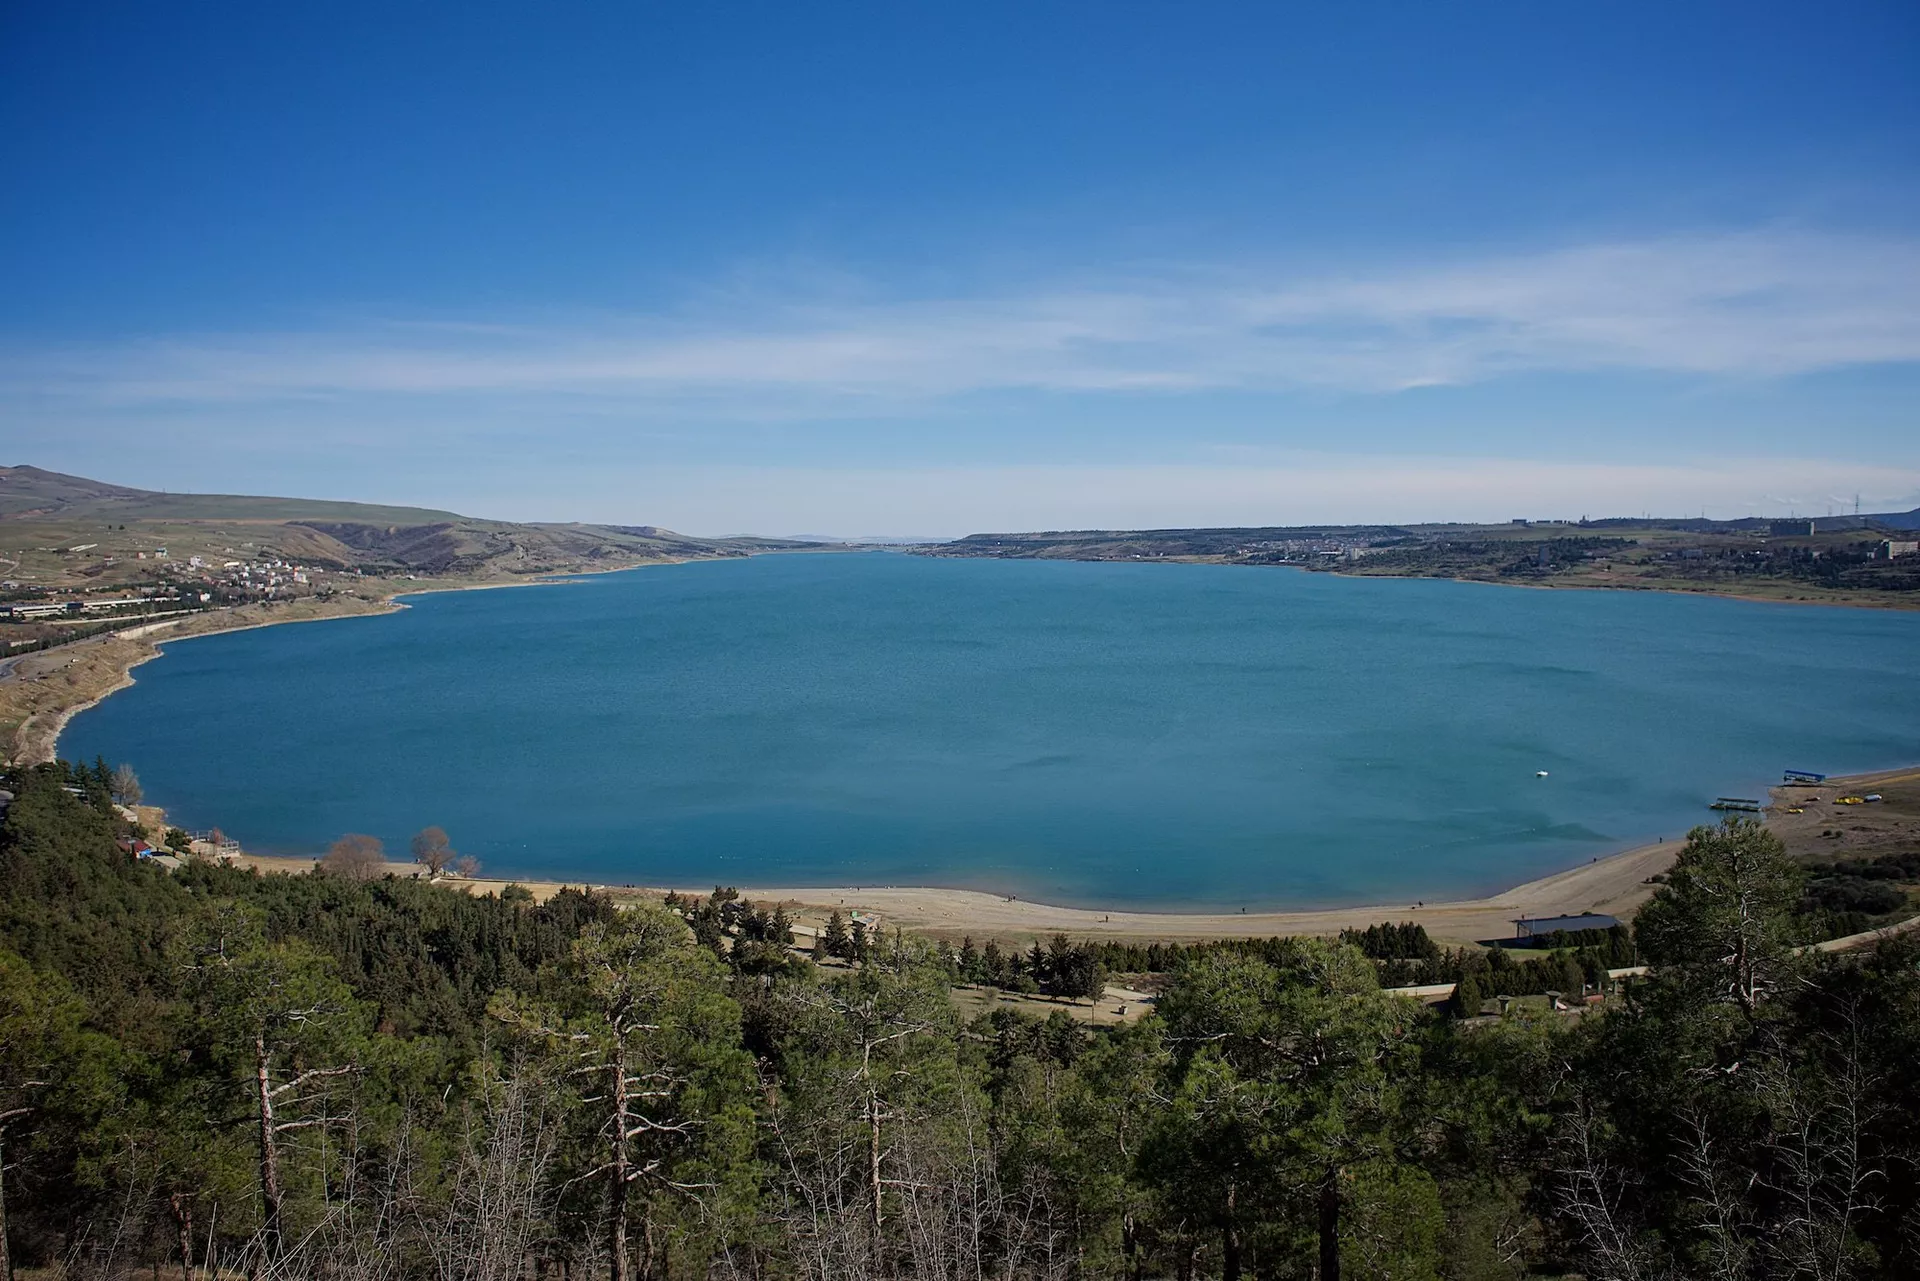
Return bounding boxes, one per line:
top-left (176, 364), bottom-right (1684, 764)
top-left (1512, 912), bottom-right (1619, 941)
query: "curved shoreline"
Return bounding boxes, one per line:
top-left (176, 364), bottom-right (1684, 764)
top-left (15, 557), bottom-right (697, 766)
top-left (25, 549), bottom-right (1916, 766)
top-left (229, 834), bottom-right (1678, 946)
top-left (922, 550), bottom-right (1920, 612)
top-left (717, 835), bottom-right (1685, 945)
top-left (27, 558), bottom-right (1914, 943)
top-left (206, 764), bottom-right (1917, 943)
top-left (9, 596), bottom-right (399, 765)
top-left (723, 764), bottom-right (1920, 941)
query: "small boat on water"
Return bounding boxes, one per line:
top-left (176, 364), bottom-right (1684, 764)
top-left (1535, 770), bottom-right (1549, 778)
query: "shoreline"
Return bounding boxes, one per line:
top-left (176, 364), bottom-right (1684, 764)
top-left (22, 556), bottom-right (1912, 941)
top-left (718, 834), bottom-right (1684, 945)
top-left (924, 550), bottom-right (1920, 612)
top-left (720, 764), bottom-right (1920, 941)
top-left (197, 763), bottom-right (1916, 944)
top-left (22, 548), bottom-right (1914, 765)
top-left (1328, 565), bottom-right (1920, 612)
top-left (7, 596), bottom-right (397, 765)
top-left (15, 555), bottom-right (705, 765)
top-left (235, 835), bottom-right (1683, 947)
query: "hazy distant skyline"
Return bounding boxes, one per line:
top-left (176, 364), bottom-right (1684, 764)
top-left (4, 3), bottom-right (1918, 536)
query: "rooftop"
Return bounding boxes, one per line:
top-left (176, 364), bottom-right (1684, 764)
top-left (1513, 912), bottom-right (1620, 937)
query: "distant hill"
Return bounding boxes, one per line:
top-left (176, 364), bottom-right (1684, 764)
top-left (0, 464), bottom-right (465, 525)
top-left (0, 465), bottom-right (818, 585)
top-left (923, 513), bottom-right (1920, 605)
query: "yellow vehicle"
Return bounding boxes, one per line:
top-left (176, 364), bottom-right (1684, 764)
top-left (1835, 795), bottom-right (1866, 805)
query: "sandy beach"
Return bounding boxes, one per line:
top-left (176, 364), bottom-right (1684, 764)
top-left (225, 835), bottom-right (1679, 947)
top-left (726, 765), bottom-right (1920, 942)
top-left (203, 764), bottom-right (1920, 946)
top-left (740, 765), bottom-right (1920, 944)
top-left (723, 836), bottom-right (1681, 945)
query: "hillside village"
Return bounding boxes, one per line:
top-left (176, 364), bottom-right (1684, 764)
top-left (0, 463), bottom-right (819, 660)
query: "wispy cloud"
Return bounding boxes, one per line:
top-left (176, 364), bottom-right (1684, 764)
top-left (10, 229), bottom-right (1920, 409)
top-left (493, 456), bottom-right (1920, 536)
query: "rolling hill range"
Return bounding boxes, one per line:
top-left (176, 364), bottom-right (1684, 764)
top-left (0, 464), bottom-right (815, 588)
top-left (920, 510), bottom-right (1920, 606)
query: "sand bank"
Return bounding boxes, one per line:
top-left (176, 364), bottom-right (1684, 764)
top-left (224, 835), bottom-right (1678, 947)
top-left (732, 765), bottom-right (1920, 943)
top-left (726, 838), bottom-right (1681, 946)
top-left (224, 763), bottom-right (1920, 945)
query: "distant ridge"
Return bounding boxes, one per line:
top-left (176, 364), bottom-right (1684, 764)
top-left (923, 510), bottom-right (1920, 606)
top-left (0, 465), bottom-right (818, 581)
top-left (0, 464), bottom-right (465, 525)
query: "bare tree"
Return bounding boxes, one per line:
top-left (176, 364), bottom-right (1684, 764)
top-left (1672, 1109), bottom-right (1754, 1281)
top-left (1754, 1001), bottom-right (1888, 1281)
top-left (766, 1028), bottom-right (1072, 1281)
top-left (182, 906), bottom-right (364, 1269)
top-left (0, 1069), bottom-right (48, 1281)
top-left (110, 762), bottom-right (143, 806)
top-left (424, 1055), bottom-right (566, 1281)
top-left (493, 904), bottom-right (746, 1281)
top-left (410, 826), bottom-right (455, 876)
top-left (1552, 1099), bottom-right (1660, 1281)
top-left (452, 853), bottom-right (483, 879)
top-left (322, 833), bottom-right (387, 881)
top-left (771, 965), bottom-right (953, 1275)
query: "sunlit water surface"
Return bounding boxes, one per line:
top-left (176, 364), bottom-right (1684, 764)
top-left (63, 553), bottom-right (1920, 908)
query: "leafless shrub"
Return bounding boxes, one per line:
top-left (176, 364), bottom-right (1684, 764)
top-left (322, 833), bottom-right (387, 881)
top-left (422, 1056), bottom-right (567, 1281)
top-left (1550, 1100), bottom-right (1663, 1281)
top-left (410, 826), bottom-right (455, 876)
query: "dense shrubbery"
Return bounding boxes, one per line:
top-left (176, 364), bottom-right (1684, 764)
top-left (2, 767), bottom-right (1916, 1281)
top-left (1075, 921), bottom-right (1637, 1000)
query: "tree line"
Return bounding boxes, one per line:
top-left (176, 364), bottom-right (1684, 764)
top-left (1, 758), bottom-right (1916, 1279)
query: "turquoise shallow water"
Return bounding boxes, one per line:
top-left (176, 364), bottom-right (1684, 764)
top-left (61, 552), bottom-right (1920, 908)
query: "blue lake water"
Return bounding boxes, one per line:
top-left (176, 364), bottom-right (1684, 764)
top-left (61, 552), bottom-right (1920, 908)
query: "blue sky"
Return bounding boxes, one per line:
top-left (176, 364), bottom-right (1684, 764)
top-left (4, 2), bottom-right (1918, 535)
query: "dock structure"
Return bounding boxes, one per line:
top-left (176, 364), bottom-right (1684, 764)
top-left (1783, 769), bottom-right (1827, 783)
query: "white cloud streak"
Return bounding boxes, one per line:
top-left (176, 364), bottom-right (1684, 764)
top-left (11, 229), bottom-right (1920, 409)
top-left (491, 456), bottom-right (1920, 537)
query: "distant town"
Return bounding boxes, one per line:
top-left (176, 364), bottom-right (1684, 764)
top-left (5, 466), bottom-right (1920, 666)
